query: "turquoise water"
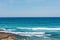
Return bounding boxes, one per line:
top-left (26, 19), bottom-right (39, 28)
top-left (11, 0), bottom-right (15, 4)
top-left (0, 17), bottom-right (60, 31)
top-left (0, 17), bottom-right (60, 27)
top-left (0, 17), bottom-right (60, 40)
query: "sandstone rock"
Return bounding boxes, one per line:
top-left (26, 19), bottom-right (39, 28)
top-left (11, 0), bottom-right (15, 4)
top-left (0, 32), bottom-right (16, 40)
top-left (5, 37), bottom-right (16, 40)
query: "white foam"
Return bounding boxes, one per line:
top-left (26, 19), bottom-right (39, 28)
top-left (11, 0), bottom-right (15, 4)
top-left (0, 28), bottom-right (6, 31)
top-left (16, 32), bottom-right (45, 36)
top-left (17, 27), bottom-right (60, 30)
top-left (0, 31), bottom-right (45, 37)
top-left (0, 28), bottom-right (16, 32)
top-left (7, 29), bottom-right (16, 32)
top-left (44, 37), bottom-right (50, 38)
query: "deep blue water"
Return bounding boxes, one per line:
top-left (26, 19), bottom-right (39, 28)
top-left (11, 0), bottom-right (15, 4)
top-left (0, 17), bottom-right (60, 28)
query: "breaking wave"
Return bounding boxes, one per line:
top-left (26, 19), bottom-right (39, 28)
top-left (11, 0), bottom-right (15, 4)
top-left (17, 27), bottom-right (60, 30)
top-left (0, 27), bottom-right (60, 38)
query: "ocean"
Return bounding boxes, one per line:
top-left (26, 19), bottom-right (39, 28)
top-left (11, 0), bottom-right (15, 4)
top-left (0, 17), bottom-right (60, 40)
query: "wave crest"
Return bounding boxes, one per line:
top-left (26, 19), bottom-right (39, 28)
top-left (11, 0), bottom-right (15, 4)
top-left (17, 27), bottom-right (60, 30)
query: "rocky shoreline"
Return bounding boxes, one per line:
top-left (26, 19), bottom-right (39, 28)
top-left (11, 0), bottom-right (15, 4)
top-left (0, 32), bottom-right (16, 40)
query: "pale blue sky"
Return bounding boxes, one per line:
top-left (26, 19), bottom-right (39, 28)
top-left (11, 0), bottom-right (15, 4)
top-left (0, 0), bottom-right (60, 17)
